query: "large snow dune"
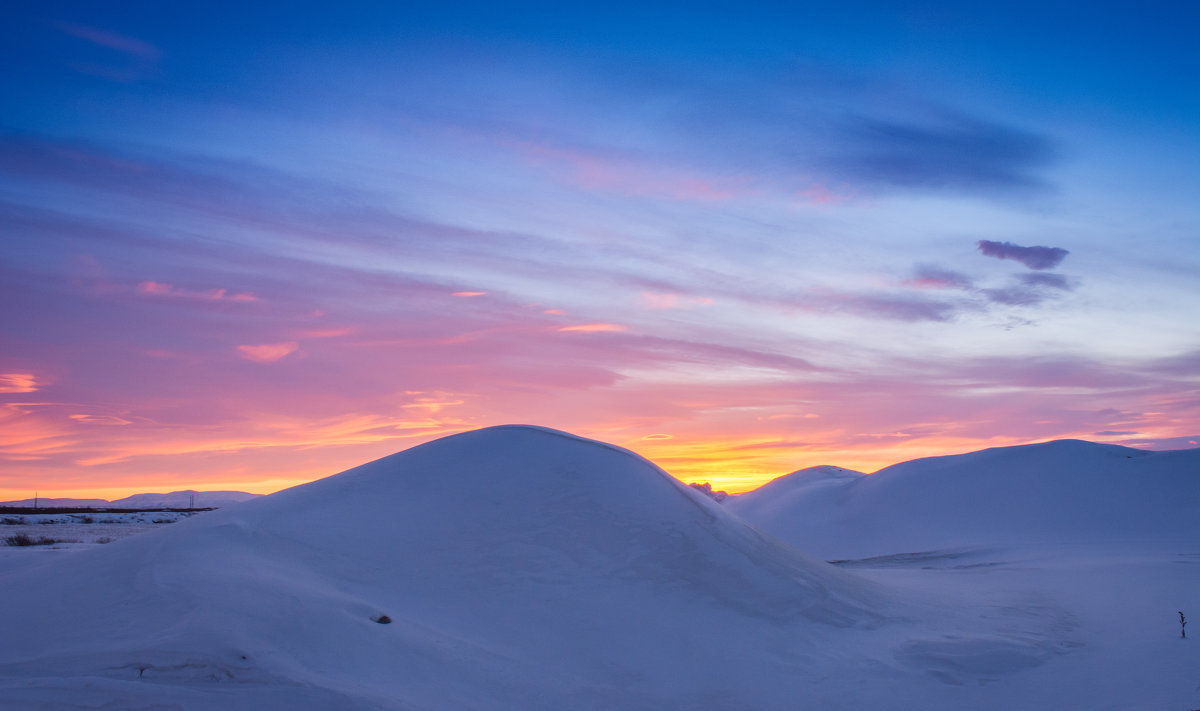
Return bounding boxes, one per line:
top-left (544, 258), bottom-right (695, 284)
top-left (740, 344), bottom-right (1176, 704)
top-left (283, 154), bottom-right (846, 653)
top-left (0, 425), bottom-right (900, 710)
top-left (728, 439), bottom-right (1200, 560)
top-left (3, 429), bottom-right (1193, 709)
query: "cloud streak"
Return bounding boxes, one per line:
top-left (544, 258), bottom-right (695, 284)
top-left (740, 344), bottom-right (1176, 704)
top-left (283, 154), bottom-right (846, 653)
top-left (978, 240), bottom-right (1070, 270)
top-left (236, 343), bottom-right (300, 363)
top-left (829, 113), bottom-right (1059, 194)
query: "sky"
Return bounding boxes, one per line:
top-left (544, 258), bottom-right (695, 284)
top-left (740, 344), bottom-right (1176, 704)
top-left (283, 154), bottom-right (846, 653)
top-left (1, 0), bottom-right (1198, 499)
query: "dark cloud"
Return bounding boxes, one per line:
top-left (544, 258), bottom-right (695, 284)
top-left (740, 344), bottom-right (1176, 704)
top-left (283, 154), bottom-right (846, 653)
top-left (1094, 430), bottom-right (1137, 436)
top-left (810, 292), bottom-right (960, 322)
top-left (1018, 272), bottom-right (1072, 290)
top-left (1139, 349), bottom-right (1200, 377)
top-left (828, 113), bottom-right (1058, 194)
top-left (978, 240), bottom-right (1069, 270)
top-left (981, 269), bottom-right (1076, 307)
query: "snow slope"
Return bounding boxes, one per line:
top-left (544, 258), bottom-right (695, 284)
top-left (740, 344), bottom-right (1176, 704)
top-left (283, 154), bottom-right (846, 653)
top-left (0, 425), bottom-right (904, 710)
top-left (727, 439), bottom-right (1200, 560)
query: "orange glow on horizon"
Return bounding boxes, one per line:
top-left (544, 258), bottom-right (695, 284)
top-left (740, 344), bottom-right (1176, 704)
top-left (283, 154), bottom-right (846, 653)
top-left (2, 419), bottom-right (1193, 503)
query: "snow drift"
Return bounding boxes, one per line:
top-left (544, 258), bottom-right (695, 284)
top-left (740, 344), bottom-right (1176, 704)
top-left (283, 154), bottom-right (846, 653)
top-left (728, 439), bottom-right (1200, 559)
top-left (0, 425), bottom-right (895, 710)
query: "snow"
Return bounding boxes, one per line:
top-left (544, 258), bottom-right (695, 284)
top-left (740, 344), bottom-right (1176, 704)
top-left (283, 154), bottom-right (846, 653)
top-left (727, 439), bottom-right (1199, 559)
top-left (0, 427), bottom-right (1196, 709)
top-left (0, 510), bottom-right (210, 576)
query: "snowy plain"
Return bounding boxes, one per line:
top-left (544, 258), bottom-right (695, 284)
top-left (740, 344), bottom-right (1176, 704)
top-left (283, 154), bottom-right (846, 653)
top-left (0, 426), bottom-right (1196, 710)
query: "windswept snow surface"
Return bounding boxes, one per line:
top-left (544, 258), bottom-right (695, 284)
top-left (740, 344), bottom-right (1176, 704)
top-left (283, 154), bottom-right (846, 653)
top-left (726, 439), bottom-right (1200, 709)
top-left (2, 428), bottom-right (1195, 710)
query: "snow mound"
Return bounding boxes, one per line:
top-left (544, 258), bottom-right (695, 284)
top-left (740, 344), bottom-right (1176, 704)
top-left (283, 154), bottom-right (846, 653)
top-left (728, 439), bottom-right (1200, 559)
top-left (0, 425), bottom-right (891, 710)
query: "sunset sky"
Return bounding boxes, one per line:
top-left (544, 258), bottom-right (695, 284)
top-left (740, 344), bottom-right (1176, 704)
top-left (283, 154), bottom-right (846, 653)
top-left (2, 1), bottom-right (1197, 499)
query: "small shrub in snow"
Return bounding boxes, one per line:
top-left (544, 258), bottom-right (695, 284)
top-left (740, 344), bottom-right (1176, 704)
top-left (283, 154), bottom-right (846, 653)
top-left (0, 517), bottom-right (20, 525)
top-left (372, 615), bottom-right (392, 624)
top-left (5, 534), bottom-right (57, 546)
top-left (688, 482), bottom-right (729, 502)
top-left (96, 537), bottom-right (114, 544)
top-left (1180, 611), bottom-right (1187, 639)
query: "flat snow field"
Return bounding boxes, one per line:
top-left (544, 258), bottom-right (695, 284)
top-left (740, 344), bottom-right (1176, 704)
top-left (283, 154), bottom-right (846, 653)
top-left (0, 511), bottom-right (202, 574)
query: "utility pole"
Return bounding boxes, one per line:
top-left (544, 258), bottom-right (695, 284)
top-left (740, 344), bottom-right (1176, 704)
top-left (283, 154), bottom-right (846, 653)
top-left (33, 491), bottom-right (37, 510)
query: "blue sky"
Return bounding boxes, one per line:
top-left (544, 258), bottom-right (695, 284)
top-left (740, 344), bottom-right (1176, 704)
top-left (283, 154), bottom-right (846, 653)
top-left (1, 0), bottom-right (1197, 497)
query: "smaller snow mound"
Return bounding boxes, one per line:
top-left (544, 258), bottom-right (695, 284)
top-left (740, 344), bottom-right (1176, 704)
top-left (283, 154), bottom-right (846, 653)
top-left (727, 465), bottom-right (865, 542)
top-left (732, 440), bottom-right (1200, 559)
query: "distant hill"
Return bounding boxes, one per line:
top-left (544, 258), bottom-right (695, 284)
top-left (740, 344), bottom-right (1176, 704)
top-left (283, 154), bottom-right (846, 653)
top-left (727, 439), bottom-right (1200, 559)
top-left (0, 490), bottom-right (260, 509)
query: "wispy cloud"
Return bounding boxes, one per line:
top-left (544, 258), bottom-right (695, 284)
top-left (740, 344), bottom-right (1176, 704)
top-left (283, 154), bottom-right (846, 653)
top-left (982, 272), bottom-right (1076, 306)
top-left (0, 373), bottom-right (40, 394)
top-left (56, 23), bottom-right (160, 60)
top-left (53, 22), bottom-right (162, 82)
top-left (639, 292), bottom-right (714, 310)
top-left (1017, 272), bottom-right (1072, 290)
top-left (829, 113), bottom-right (1058, 194)
top-left (236, 342), bottom-right (300, 363)
top-left (138, 281), bottom-right (258, 302)
top-left (507, 137), bottom-right (755, 202)
top-left (904, 265), bottom-right (975, 291)
top-left (558, 323), bottom-right (628, 333)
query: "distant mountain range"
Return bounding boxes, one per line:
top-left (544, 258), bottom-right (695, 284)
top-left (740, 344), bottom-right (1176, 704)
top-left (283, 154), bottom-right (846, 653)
top-left (0, 490), bottom-right (260, 509)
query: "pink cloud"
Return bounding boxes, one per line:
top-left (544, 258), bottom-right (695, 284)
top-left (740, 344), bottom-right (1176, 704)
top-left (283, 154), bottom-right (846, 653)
top-left (0, 373), bottom-right (39, 394)
top-left (451, 291), bottom-right (487, 297)
top-left (137, 281), bottom-right (258, 302)
top-left (68, 413), bottom-right (133, 425)
top-left (236, 342), bottom-right (300, 363)
top-left (508, 139), bottom-right (754, 202)
top-left (903, 266), bottom-right (974, 291)
top-left (298, 328), bottom-right (354, 339)
top-left (797, 183), bottom-right (854, 206)
top-left (558, 323), bottom-right (628, 333)
top-left (640, 292), bottom-right (714, 310)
